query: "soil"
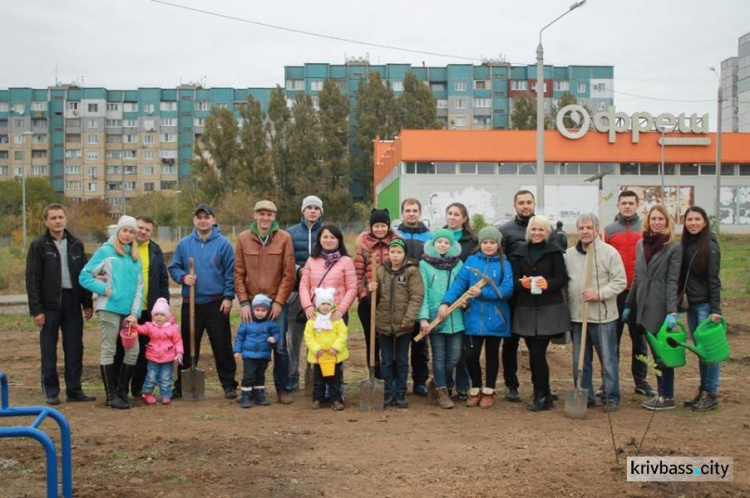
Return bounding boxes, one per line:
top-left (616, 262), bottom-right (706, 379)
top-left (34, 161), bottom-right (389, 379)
top-left (1, 297), bottom-right (749, 497)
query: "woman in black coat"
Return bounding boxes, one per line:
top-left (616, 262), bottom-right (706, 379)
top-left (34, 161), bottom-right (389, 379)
top-left (510, 215), bottom-right (570, 411)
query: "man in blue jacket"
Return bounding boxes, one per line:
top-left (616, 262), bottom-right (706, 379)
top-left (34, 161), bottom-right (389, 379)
top-left (285, 195), bottom-right (323, 391)
top-left (169, 204), bottom-right (238, 399)
top-left (395, 198), bottom-right (432, 396)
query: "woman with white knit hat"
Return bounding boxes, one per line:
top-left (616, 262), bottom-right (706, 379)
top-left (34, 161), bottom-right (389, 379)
top-left (80, 215), bottom-right (144, 409)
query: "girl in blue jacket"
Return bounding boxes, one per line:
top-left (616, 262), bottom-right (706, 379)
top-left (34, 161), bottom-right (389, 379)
top-left (79, 216), bottom-right (143, 409)
top-left (439, 226), bottom-right (513, 409)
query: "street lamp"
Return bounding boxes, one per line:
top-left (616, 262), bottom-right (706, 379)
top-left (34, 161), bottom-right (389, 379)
top-left (710, 66), bottom-right (723, 233)
top-left (656, 124), bottom-right (677, 192)
top-left (22, 131), bottom-right (33, 248)
top-left (174, 190), bottom-right (182, 239)
top-left (536, 0), bottom-right (586, 213)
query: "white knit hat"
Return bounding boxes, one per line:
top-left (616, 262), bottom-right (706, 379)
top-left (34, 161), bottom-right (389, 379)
top-left (314, 287), bottom-right (335, 308)
top-left (116, 215), bottom-right (138, 234)
top-left (151, 297), bottom-right (172, 318)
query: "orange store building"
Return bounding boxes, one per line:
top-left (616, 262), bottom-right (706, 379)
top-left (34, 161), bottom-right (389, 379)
top-left (373, 129), bottom-right (750, 232)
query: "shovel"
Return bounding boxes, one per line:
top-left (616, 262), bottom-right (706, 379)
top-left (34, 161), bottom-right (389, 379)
top-left (360, 252), bottom-right (385, 411)
top-left (304, 362), bottom-right (314, 397)
top-left (564, 247), bottom-right (594, 419)
top-left (181, 257), bottom-right (205, 401)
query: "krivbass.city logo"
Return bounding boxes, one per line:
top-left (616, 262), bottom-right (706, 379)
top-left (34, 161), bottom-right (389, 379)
top-left (627, 457), bottom-right (734, 482)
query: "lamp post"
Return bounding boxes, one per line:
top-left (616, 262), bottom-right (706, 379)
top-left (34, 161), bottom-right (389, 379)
top-left (174, 190), bottom-right (182, 239)
top-left (536, 0), bottom-right (586, 213)
top-left (22, 131), bottom-right (33, 248)
top-left (710, 66), bottom-right (723, 233)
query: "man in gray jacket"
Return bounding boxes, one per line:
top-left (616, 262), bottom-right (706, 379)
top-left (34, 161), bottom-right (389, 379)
top-left (566, 214), bottom-right (626, 412)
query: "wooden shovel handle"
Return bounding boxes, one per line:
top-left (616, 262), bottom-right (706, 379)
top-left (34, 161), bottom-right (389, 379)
top-left (414, 279), bottom-right (488, 342)
top-left (369, 252), bottom-right (377, 369)
top-left (575, 247), bottom-right (595, 389)
top-left (189, 257), bottom-right (196, 370)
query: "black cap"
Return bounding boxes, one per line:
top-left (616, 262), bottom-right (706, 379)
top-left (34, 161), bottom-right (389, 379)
top-left (369, 208), bottom-right (390, 228)
top-left (193, 204), bottom-right (215, 217)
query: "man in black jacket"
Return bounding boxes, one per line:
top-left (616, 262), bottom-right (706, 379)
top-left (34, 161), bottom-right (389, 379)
top-left (113, 216), bottom-right (170, 398)
top-left (26, 203), bottom-right (95, 405)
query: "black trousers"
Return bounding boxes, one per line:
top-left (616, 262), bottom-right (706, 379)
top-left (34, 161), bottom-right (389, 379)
top-left (357, 297), bottom-right (380, 376)
top-left (501, 299), bottom-right (520, 389)
top-left (39, 290), bottom-right (85, 398)
top-left (241, 358), bottom-right (269, 389)
top-left (113, 310), bottom-right (152, 395)
top-left (464, 335), bottom-right (501, 390)
top-left (410, 323), bottom-right (430, 384)
top-left (175, 299), bottom-right (237, 391)
top-left (615, 290), bottom-right (649, 384)
top-left (524, 336), bottom-right (551, 396)
top-left (313, 363), bottom-right (343, 402)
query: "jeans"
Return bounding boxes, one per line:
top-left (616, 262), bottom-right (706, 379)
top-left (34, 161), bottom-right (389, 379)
top-left (143, 360), bottom-right (173, 398)
top-left (615, 290), bottom-right (649, 384)
top-left (380, 334), bottom-right (410, 394)
top-left (687, 302), bottom-right (721, 394)
top-left (572, 321), bottom-right (620, 405)
top-left (272, 304), bottom-right (290, 393)
top-left (286, 294), bottom-right (305, 385)
top-left (39, 290), bottom-right (85, 398)
top-left (430, 332), bottom-right (464, 389)
top-left (465, 335), bottom-right (501, 390)
top-left (313, 363), bottom-right (343, 403)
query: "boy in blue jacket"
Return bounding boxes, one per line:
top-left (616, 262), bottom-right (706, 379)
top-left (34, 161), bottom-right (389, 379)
top-left (234, 294), bottom-right (280, 408)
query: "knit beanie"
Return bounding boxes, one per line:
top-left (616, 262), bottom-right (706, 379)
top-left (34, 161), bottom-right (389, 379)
top-left (116, 215), bottom-right (138, 234)
top-left (251, 293), bottom-right (272, 310)
top-left (389, 238), bottom-right (406, 252)
top-left (369, 208), bottom-right (390, 228)
top-left (301, 195), bottom-right (324, 213)
top-left (314, 287), bottom-right (335, 308)
top-left (430, 228), bottom-right (455, 245)
top-left (151, 297), bottom-right (171, 318)
top-left (477, 226), bottom-right (503, 245)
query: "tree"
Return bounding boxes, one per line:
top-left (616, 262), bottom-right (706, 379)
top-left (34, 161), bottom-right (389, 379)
top-left (265, 86), bottom-right (292, 212)
top-left (510, 92), bottom-right (554, 130)
top-left (191, 106), bottom-right (241, 204)
top-left (318, 79), bottom-right (353, 221)
top-left (552, 91), bottom-right (591, 131)
top-left (66, 199), bottom-right (113, 241)
top-left (238, 96), bottom-right (272, 195)
top-left (398, 71), bottom-right (442, 130)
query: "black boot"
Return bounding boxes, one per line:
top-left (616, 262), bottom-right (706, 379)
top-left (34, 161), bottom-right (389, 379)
top-left (100, 364), bottom-right (116, 408)
top-left (528, 388), bottom-right (553, 412)
top-left (110, 364), bottom-right (134, 409)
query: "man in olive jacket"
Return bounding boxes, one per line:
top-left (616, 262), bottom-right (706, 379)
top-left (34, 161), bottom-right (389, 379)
top-left (26, 203), bottom-right (95, 405)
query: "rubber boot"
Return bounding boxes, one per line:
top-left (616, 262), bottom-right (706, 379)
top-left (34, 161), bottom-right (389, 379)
top-left (436, 387), bottom-right (455, 409)
top-left (254, 389), bottom-right (270, 406)
top-left (239, 390), bottom-right (252, 409)
top-left (100, 364), bottom-right (116, 408)
top-left (110, 364), bottom-right (134, 409)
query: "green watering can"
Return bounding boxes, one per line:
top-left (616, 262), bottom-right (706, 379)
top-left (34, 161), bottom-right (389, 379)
top-left (666, 316), bottom-right (730, 365)
top-left (645, 321), bottom-right (687, 368)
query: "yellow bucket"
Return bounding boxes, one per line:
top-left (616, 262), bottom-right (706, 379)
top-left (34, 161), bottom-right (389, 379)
top-left (319, 353), bottom-right (337, 377)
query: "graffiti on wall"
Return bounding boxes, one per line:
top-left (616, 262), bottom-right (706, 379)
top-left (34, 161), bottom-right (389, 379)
top-left (719, 186), bottom-right (750, 225)
top-left (620, 185), bottom-right (694, 223)
top-left (424, 187), bottom-right (500, 228)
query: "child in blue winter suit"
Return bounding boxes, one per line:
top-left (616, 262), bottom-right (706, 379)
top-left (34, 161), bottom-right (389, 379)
top-left (440, 226), bottom-right (513, 409)
top-left (233, 294), bottom-right (280, 408)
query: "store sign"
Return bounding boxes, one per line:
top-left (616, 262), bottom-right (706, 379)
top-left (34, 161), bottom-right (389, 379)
top-left (556, 104), bottom-right (710, 144)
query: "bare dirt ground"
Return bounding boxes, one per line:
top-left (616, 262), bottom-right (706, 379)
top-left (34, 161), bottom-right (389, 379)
top-left (1, 297), bottom-right (749, 497)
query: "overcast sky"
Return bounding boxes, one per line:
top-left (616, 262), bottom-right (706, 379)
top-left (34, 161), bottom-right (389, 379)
top-left (4, 0), bottom-right (748, 130)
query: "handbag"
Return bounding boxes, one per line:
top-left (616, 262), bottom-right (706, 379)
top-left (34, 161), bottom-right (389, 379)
top-left (677, 251), bottom-right (697, 313)
top-left (295, 262), bottom-right (337, 324)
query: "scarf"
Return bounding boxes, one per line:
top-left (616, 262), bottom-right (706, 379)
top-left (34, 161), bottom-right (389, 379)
top-left (423, 254), bottom-right (460, 270)
top-left (642, 232), bottom-right (669, 265)
top-left (314, 312), bottom-right (333, 331)
top-left (320, 249), bottom-right (342, 269)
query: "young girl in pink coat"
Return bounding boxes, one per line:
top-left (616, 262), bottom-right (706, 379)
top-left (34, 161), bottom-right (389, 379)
top-left (136, 298), bottom-right (184, 405)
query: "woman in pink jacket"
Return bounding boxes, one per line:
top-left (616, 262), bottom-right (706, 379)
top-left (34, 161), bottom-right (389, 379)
top-left (135, 298), bottom-right (184, 405)
top-left (300, 225), bottom-right (358, 323)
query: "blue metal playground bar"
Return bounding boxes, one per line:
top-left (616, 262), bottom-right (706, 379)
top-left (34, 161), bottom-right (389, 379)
top-left (0, 372), bottom-right (73, 498)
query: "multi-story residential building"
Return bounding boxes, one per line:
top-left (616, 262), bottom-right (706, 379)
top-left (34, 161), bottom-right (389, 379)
top-left (0, 85), bottom-right (272, 213)
top-left (720, 31), bottom-right (750, 132)
top-left (284, 58), bottom-right (614, 130)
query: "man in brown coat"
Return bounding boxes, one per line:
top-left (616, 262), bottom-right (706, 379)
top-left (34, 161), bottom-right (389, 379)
top-left (234, 200), bottom-right (296, 404)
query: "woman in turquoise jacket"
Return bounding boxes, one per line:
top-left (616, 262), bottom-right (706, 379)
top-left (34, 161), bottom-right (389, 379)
top-left (79, 216), bottom-right (143, 409)
top-left (418, 229), bottom-right (465, 409)
top-left (440, 226), bottom-right (513, 409)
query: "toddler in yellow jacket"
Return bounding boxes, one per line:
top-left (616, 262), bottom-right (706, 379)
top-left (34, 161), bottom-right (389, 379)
top-left (304, 287), bottom-right (349, 411)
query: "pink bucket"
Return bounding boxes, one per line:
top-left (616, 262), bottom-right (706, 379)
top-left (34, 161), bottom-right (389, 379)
top-left (120, 325), bottom-right (137, 349)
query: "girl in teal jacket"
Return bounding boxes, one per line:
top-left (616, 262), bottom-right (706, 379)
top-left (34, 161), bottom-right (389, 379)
top-left (79, 216), bottom-right (143, 409)
top-left (418, 229), bottom-right (465, 409)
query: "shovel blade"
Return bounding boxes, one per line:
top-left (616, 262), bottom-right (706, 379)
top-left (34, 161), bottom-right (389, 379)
top-left (564, 387), bottom-right (589, 419)
top-left (181, 367), bottom-right (205, 401)
top-left (359, 375), bottom-right (385, 412)
top-left (304, 362), bottom-right (314, 397)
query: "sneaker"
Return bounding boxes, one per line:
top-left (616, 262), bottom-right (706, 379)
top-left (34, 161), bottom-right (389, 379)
top-left (224, 386), bottom-right (237, 400)
top-left (66, 392), bottom-right (96, 402)
top-left (254, 390), bottom-right (270, 406)
top-left (602, 403), bottom-right (618, 413)
top-left (332, 400), bottom-right (345, 411)
top-left (311, 400), bottom-right (321, 410)
top-left (383, 392), bottom-right (395, 409)
top-left (413, 383), bottom-right (428, 397)
top-left (641, 395), bottom-right (675, 411)
top-left (286, 380), bottom-right (300, 392)
top-left (239, 393), bottom-right (252, 409)
top-left (692, 391), bottom-right (719, 412)
top-left (683, 388), bottom-right (705, 408)
top-left (634, 382), bottom-right (656, 397)
top-left (45, 395), bottom-right (61, 406)
top-left (142, 393), bottom-right (157, 405)
top-left (395, 392), bottom-right (409, 409)
top-left (456, 390), bottom-right (469, 402)
top-left (595, 386), bottom-right (605, 398)
top-left (162, 397), bottom-right (171, 405)
top-left (504, 387), bottom-right (521, 403)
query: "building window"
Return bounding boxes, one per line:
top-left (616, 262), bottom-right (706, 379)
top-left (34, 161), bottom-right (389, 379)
top-left (391, 81), bottom-right (403, 92)
top-left (123, 150), bottom-right (138, 159)
top-left (311, 97), bottom-right (319, 111)
top-left (65, 165), bottom-right (82, 174)
top-left (499, 163), bottom-right (517, 175)
top-left (123, 134), bottom-right (138, 143)
top-left (161, 133), bottom-right (176, 143)
top-left (105, 119), bottom-right (122, 127)
top-left (106, 151), bottom-right (123, 159)
top-left (32, 150), bottom-right (47, 159)
top-left (286, 80), bottom-right (304, 91)
top-left (310, 81), bottom-right (324, 91)
top-left (123, 103), bottom-right (138, 112)
top-left (553, 81), bottom-right (570, 91)
top-left (195, 101), bottom-right (210, 111)
top-left (193, 118), bottom-right (204, 127)
top-left (64, 149), bottom-right (81, 159)
top-left (32, 165), bottom-right (46, 175)
top-left (0, 151), bottom-right (8, 159)
top-left (577, 82), bottom-right (586, 93)
top-left (141, 103), bottom-right (153, 114)
top-left (473, 98), bottom-right (491, 108)
top-left (106, 103), bottom-right (120, 112)
top-left (66, 118), bottom-right (81, 128)
top-left (455, 99), bottom-right (467, 110)
top-left (593, 83), bottom-right (606, 92)
top-left (87, 182), bottom-right (97, 191)
top-left (454, 81), bottom-right (467, 92)
top-left (519, 163), bottom-right (537, 175)
top-left (87, 167), bottom-right (98, 176)
top-left (144, 182), bottom-right (155, 191)
top-left (161, 181), bottom-right (177, 190)
top-left (88, 135), bottom-right (98, 144)
top-left (161, 165), bottom-right (177, 174)
top-left (0, 103), bottom-right (8, 112)
top-left (106, 135), bottom-right (122, 143)
top-left (66, 102), bottom-right (79, 111)
top-left (597, 101), bottom-right (607, 111)
top-left (124, 181), bottom-right (136, 190)
top-left (473, 80), bottom-right (488, 90)
top-left (65, 181), bottom-right (82, 190)
top-left (144, 151), bottom-right (155, 160)
top-left (0, 166), bottom-right (8, 175)
top-left (106, 166), bottom-right (121, 175)
top-left (477, 162), bottom-right (495, 174)
top-left (680, 164), bottom-right (699, 176)
top-left (453, 117), bottom-right (467, 127)
top-left (87, 103), bottom-right (99, 113)
top-left (144, 166), bottom-right (154, 175)
top-left (430, 83), bottom-right (445, 92)
top-left (13, 135), bottom-right (24, 145)
top-left (473, 117), bottom-right (491, 127)
top-left (106, 182), bottom-right (120, 191)
top-left (123, 119), bottom-right (137, 128)
top-left (33, 134), bottom-right (46, 144)
top-left (511, 80), bottom-right (528, 91)
top-left (160, 150), bottom-right (177, 159)
top-left (31, 102), bottom-right (47, 111)
top-left (436, 99), bottom-right (448, 109)
top-left (531, 82), bottom-right (547, 92)
top-left (162, 118), bottom-right (176, 127)
top-left (160, 102), bottom-right (177, 111)
top-left (620, 163), bottom-right (638, 175)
